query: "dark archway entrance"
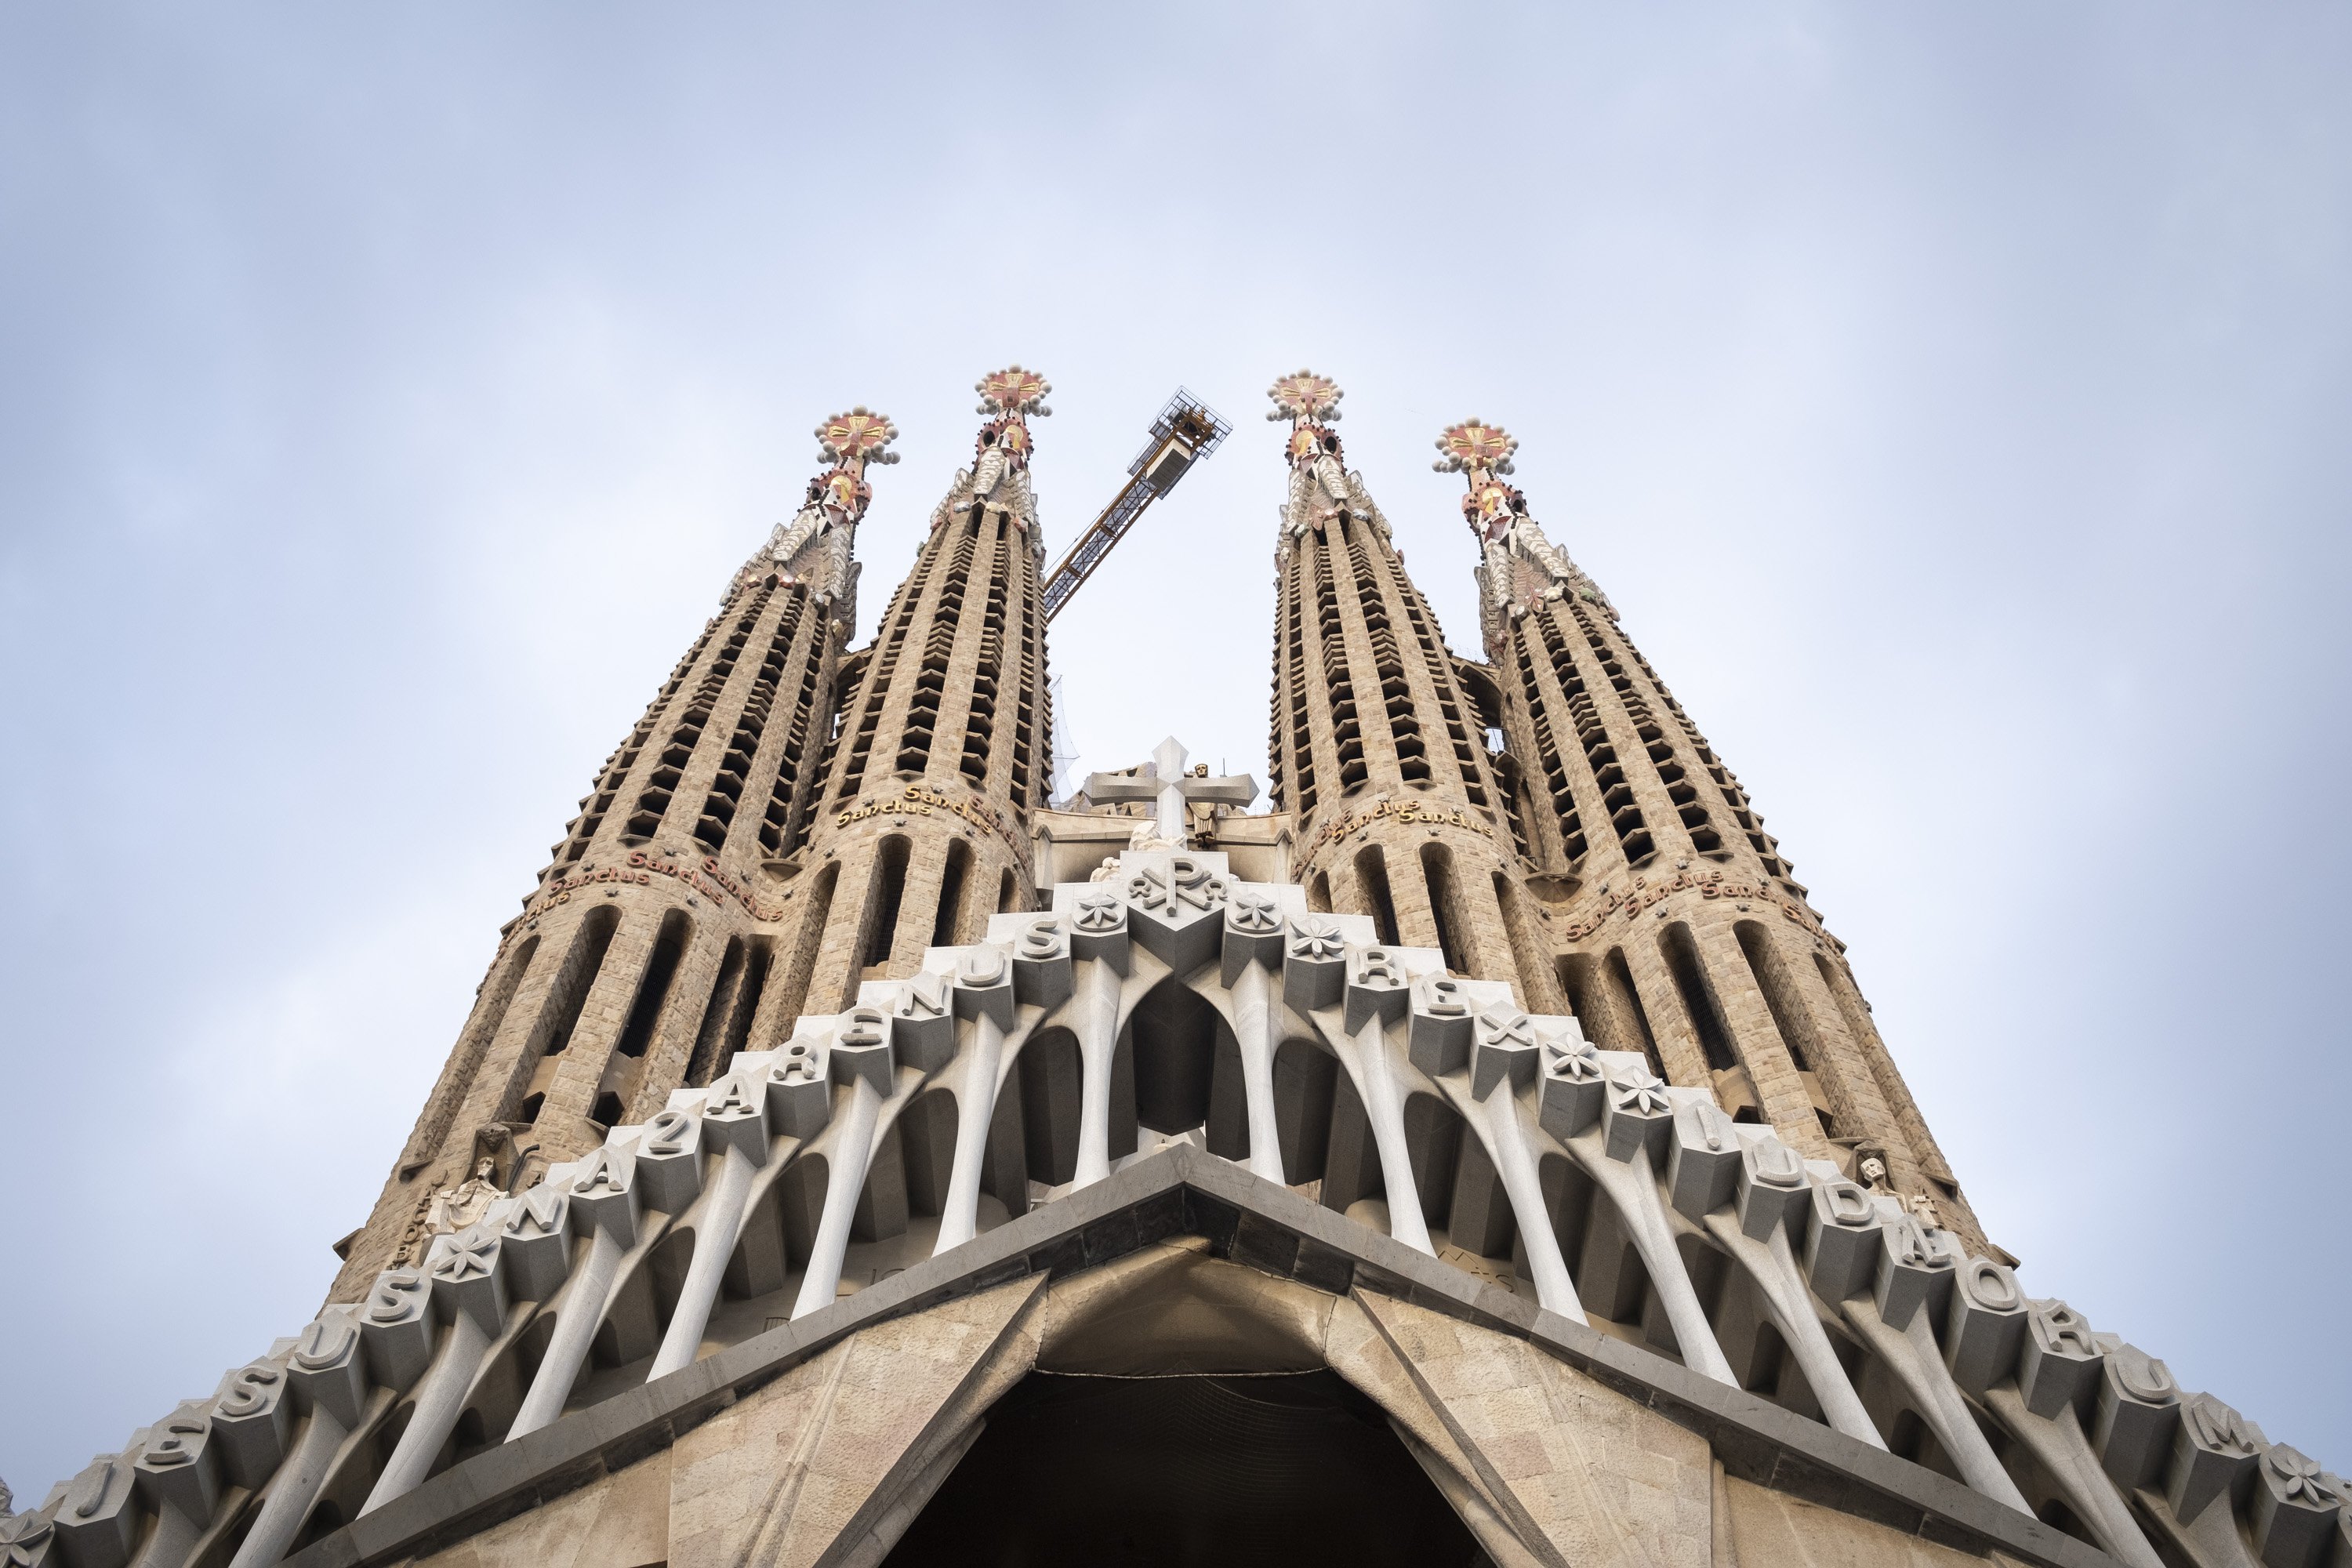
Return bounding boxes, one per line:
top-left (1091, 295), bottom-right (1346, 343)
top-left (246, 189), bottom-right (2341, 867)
top-left (882, 1370), bottom-right (1487, 1567)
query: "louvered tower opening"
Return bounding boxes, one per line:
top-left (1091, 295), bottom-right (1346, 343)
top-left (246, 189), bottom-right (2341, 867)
top-left (624, 581), bottom-right (773, 843)
top-left (1567, 603), bottom-right (1721, 856)
top-left (960, 525), bottom-right (1008, 788)
top-left (1396, 580), bottom-right (1486, 808)
top-left (1011, 540), bottom-right (1044, 806)
top-left (1343, 520), bottom-right (1428, 786)
top-left (696, 589), bottom-right (806, 855)
top-left (898, 515), bottom-right (978, 776)
top-left (1509, 622), bottom-right (1587, 866)
top-left (835, 538), bottom-right (938, 804)
top-left (549, 590), bottom-right (733, 869)
top-left (759, 597), bottom-right (832, 856)
top-left (1536, 604), bottom-right (1652, 866)
top-left (1314, 535), bottom-right (1367, 794)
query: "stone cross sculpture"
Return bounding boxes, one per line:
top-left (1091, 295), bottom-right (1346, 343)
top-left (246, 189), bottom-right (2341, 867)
top-left (1085, 737), bottom-right (1256, 850)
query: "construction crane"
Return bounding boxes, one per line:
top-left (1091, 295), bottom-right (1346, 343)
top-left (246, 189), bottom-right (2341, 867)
top-left (1040, 388), bottom-right (1230, 620)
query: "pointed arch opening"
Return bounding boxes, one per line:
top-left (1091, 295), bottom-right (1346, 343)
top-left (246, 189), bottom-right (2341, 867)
top-left (1660, 920), bottom-right (1738, 1073)
top-left (1352, 846), bottom-right (1400, 946)
top-left (931, 839), bottom-right (972, 949)
top-left (858, 835), bottom-right (912, 979)
top-left (882, 1370), bottom-right (1482, 1568)
top-left (1417, 841), bottom-right (1470, 975)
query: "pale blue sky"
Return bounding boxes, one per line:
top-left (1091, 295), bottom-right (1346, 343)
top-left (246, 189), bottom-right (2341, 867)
top-left (4, 2), bottom-right (2348, 1497)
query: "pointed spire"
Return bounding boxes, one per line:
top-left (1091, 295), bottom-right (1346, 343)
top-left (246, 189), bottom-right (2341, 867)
top-left (944, 365), bottom-right (1052, 535)
top-left (1268, 370), bottom-right (1377, 544)
top-left (1436, 416), bottom-right (1609, 648)
top-left (762, 405), bottom-right (898, 602)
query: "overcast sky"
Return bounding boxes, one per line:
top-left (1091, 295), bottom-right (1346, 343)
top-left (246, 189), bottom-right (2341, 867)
top-left (4, 1), bottom-right (2348, 1500)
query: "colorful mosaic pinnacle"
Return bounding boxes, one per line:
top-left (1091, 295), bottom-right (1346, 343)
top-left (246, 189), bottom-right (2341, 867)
top-left (1438, 419), bottom-right (1526, 545)
top-left (1435, 417), bottom-right (1518, 476)
top-left (1265, 368), bottom-right (1343, 423)
top-left (975, 365), bottom-right (1051, 417)
top-left (814, 406), bottom-right (900, 469)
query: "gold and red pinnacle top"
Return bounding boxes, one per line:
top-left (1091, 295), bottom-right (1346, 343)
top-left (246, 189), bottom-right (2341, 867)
top-left (1436, 419), bottom-right (1522, 543)
top-left (1265, 369), bottom-right (1344, 426)
top-left (975, 365), bottom-right (1052, 417)
top-left (1434, 419), bottom-right (1517, 477)
top-left (815, 407), bottom-right (900, 472)
top-left (974, 365), bottom-right (1051, 465)
top-left (1269, 371), bottom-right (1345, 469)
top-left (804, 407), bottom-right (898, 527)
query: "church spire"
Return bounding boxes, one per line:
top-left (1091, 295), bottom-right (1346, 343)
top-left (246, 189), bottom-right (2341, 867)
top-left (1446, 414), bottom-right (1986, 1248)
top-left (1262, 372), bottom-right (1564, 1009)
top-left (758, 405), bottom-right (900, 609)
top-left (324, 403), bottom-right (892, 1300)
top-left (782, 366), bottom-right (1059, 1020)
top-left (1433, 418), bottom-right (1610, 662)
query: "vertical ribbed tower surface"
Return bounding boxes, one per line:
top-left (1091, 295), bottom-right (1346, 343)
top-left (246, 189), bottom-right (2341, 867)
top-left (1438, 415), bottom-right (1990, 1254)
top-left (1263, 371), bottom-right (1566, 1015)
top-left (787, 365), bottom-right (1057, 1014)
top-left (326, 408), bottom-right (901, 1302)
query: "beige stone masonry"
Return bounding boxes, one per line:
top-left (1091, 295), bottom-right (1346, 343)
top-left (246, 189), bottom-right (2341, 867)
top-left (666, 1273), bottom-right (1045, 1568)
top-left (1351, 1290), bottom-right (1716, 1568)
top-left (397, 1450), bottom-right (671, 1568)
top-left (1715, 1472), bottom-right (2028, 1567)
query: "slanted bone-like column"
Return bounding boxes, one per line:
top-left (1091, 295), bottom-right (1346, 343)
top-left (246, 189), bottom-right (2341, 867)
top-left (1312, 945), bottom-right (1435, 1254)
top-left (1219, 892), bottom-right (1289, 1184)
top-left (361, 1225), bottom-right (514, 1514)
top-left (1444, 1006), bottom-right (1581, 1318)
top-left (931, 949), bottom-right (1025, 1252)
top-left (1698, 1134), bottom-right (1886, 1447)
top-left (1542, 1054), bottom-right (1740, 1388)
top-left (1837, 1210), bottom-right (2028, 1508)
top-left (225, 1310), bottom-right (371, 1568)
top-left (509, 1148), bottom-right (641, 1438)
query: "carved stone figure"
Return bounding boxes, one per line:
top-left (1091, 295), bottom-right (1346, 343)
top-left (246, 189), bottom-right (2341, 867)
top-left (764, 470), bottom-right (866, 603)
top-left (1284, 426), bottom-right (1352, 537)
top-left (1902, 1188), bottom-right (1944, 1232)
top-left (407, 1158), bottom-right (506, 1263)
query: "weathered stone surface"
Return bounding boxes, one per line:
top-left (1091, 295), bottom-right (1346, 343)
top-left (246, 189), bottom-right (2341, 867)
top-left (1353, 1289), bottom-right (1715, 1567)
top-left (665, 1274), bottom-right (1044, 1568)
top-left (400, 1448), bottom-right (670, 1568)
top-left (1715, 1474), bottom-right (2024, 1567)
top-left (1038, 1236), bottom-right (1331, 1374)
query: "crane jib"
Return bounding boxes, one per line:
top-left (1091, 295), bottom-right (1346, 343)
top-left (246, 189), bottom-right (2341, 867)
top-left (1040, 388), bottom-right (1230, 621)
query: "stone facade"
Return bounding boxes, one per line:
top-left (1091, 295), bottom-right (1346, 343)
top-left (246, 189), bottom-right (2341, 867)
top-left (12, 369), bottom-right (2339, 1568)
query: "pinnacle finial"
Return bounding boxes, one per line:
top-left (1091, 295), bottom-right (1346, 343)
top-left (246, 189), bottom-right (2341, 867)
top-left (1265, 369), bottom-right (1343, 424)
top-left (975, 365), bottom-right (1052, 418)
top-left (1434, 419), bottom-right (1516, 477)
top-left (812, 406), bottom-right (900, 468)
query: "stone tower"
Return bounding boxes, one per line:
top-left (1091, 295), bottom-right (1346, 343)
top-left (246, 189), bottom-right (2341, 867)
top-left (9, 371), bottom-right (2339, 1568)
top-left (325, 407), bottom-right (901, 1301)
top-left (1264, 371), bottom-right (1566, 1014)
top-left (779, 365), bottom-right (1058, 1020)
top-left (1436, 416), bottom-right (1989, 1255)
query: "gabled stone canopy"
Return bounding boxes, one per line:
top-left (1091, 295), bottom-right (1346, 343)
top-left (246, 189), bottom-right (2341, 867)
top-left (12, 855), bottom-right (2336, 1568)
top-left (274, 1149), bottom-right (2099, 1568)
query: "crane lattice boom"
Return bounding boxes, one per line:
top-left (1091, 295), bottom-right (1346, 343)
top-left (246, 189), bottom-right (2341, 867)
top-left (1041, 388), bottom-right (1229, 620)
